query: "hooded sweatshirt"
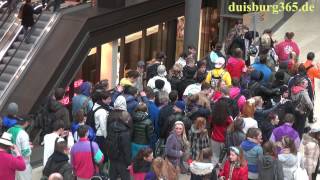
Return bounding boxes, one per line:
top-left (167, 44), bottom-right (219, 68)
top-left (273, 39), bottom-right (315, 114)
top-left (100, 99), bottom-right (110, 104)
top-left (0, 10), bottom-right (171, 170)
top-left (114, 95), bottom-right (127, 111)
top-left (275, 39), bottom-right (300, 62)
top-left (229, 87), bottom-right (246, 111)
top-left (240, 140), bottom-right (263, 179)
top-left (226, 56), bottom-right (246, 79)
top-left (257, 155), bottom-right (284, 180)
top-left (278, 153), bottom-right (299, 180)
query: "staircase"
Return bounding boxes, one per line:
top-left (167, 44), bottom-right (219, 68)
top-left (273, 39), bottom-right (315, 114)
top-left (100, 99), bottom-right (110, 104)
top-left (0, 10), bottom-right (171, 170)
top-left (0, 12), bottom-right (54, 95)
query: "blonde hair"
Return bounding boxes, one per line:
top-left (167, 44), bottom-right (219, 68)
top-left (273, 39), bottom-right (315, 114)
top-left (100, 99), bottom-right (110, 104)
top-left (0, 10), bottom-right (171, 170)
top-left (174, 121), bottom-right (190, 148)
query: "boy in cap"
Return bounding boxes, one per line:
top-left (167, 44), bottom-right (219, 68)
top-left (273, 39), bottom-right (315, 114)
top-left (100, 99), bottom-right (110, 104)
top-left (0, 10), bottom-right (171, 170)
top-left (147, 65), bottom-right (171, 94)
top-left (8, 116), bottom-right (32, 180)
top-left (0, 132), bottom-right (26, 180)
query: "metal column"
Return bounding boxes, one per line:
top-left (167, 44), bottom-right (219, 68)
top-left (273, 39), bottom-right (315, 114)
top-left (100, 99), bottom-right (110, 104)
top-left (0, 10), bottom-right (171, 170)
top-left (184, 0), bottom-right (202, 52)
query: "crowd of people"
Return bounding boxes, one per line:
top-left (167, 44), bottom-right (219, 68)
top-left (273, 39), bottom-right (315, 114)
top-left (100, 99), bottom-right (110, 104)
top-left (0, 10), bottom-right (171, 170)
top-left (1, 21), bottom-right (320, 180)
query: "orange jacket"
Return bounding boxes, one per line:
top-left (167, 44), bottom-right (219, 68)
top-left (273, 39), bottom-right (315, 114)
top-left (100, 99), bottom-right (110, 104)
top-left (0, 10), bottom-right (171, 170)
top-left (303, 60), bottom-right (320, 91)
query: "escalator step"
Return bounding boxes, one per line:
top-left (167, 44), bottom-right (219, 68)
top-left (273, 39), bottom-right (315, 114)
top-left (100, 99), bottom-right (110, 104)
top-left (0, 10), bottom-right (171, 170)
top-left (34, 22), bottom-right (47, 29)
top-left (33, 29), bottom-right (42, 36)
top-left (39, 13), bottom-right (53, 21)
top-left (7, 49), bottom-right (29, 59)
top-left (12, 42), bottom-right (33, 51)
top-left (17, 34), bottom-right (25, 42)
top-left (0, 72), bottom-right (12, 82)
top-left (0, 81), bottom-right (7, 90)
top-left (0, 64), bottom-right (18, 74)
top-left (2, 57), bottom-right (24, 66)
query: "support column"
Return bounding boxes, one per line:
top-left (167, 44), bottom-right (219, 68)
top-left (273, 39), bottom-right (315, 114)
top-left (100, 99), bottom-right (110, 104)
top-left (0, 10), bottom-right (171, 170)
top-left (184, 0), bottom-right (201, 52)
top-left (95, 46), bottom-right (101, 83)
top-left (111, 40), bottom-right (119, 88)
top-left (157, 23), bottom-right (164, 52)
top-left (166, 19), bottom-right (177, 69)
top-left (119, 37), bottom-right (125, 80)
top-left (140, 29), bottom-right (147, 61)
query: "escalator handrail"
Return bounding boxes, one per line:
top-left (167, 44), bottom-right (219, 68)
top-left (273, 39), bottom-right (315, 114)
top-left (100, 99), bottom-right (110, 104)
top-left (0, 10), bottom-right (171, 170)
top-left (0, 12), bottom-right (42, 77)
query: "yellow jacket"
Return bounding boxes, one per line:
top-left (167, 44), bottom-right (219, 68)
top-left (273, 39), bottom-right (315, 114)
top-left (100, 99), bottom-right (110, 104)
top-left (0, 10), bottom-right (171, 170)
top-left (205, 68), bottom-right (232, 87)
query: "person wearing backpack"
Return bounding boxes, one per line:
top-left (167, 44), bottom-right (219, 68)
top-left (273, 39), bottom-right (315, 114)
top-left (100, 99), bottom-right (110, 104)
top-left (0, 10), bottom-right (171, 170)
top-left (226, 48), bottom-right (247, 80)
top-left (290, 77), bottom-right (313, 138)
top-left (205, 57), bottom-right (232, 89)
top-left (48, 88), bottom-right (70, 130)
top-left (106, 110), bottom-right (131, 180)
top-left (71, 125), bottom-right (104, 180)
top-left (89, 91), bottom-right (111, 158)
top-left (72, 81), bottom-right (93, 118)
top-left (230, 78), bottom-right (246, 111)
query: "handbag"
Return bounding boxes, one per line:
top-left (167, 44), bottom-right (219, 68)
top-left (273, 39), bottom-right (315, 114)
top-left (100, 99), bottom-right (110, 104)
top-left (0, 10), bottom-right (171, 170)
top-left (89, 141), bottom-right (108, 180)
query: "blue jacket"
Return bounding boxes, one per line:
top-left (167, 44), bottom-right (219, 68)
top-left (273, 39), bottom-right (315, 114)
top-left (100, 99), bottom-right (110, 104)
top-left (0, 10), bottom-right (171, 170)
top-left (124, 94), bottom-right (139, 114)
top-left (2, 116), bottom-right (17, 129)
top-left (241, 139), bottom-right (263, 178)
top-left (71, 122), bottom-right (96, 141)
top-left (252, 63), bottom-right (272, 83)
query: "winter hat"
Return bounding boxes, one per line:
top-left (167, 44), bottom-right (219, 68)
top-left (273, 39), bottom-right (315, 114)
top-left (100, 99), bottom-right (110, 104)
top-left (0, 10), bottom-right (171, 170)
top-left (7, 102), bottom-right (18, 116)
top-left (214, 57), bottom-right (225, 68)
top-left (229, 146), bottom-right (240, 156)
top-left (209, 51), bottom-right (219, 63)
top-left (157, 65), bottom-right (167, 77)
top-left (0, 132), bottom-right (13, 146)
top-left (114, 95), bottom-right (127, 111)
top-left (80, 81), bottom-right (92, 97)
top-left (137, 60), bottom-right (145, 67)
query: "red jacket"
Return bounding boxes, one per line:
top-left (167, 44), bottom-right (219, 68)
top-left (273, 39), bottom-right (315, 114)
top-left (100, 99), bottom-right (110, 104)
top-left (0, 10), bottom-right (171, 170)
top-left (0, 150), bottom-right (26, 180)
top-left (226, 56), bottom-right (245, 79)
top-left (275, 40), bottom-right (300, 61)
top-left (219, 160), bottom-right (248, 180)
top-left (211, 116), bottom-right (232, 142)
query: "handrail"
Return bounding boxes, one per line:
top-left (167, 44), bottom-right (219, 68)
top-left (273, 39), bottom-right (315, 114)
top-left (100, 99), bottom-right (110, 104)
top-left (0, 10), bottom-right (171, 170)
top-left (0, 12), bottom-right (42, 77)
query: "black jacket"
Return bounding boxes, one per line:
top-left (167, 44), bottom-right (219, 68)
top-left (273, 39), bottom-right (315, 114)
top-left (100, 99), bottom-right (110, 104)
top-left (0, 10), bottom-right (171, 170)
top-left (48, 99), bottom-right (70, 129)
top-left (132, 111), bottom-right (154, 145)
top-left (108, 120), bottom-right (131, 165)
top-left (158, 103), bottom-right (175, 139)
top-left (21, 3), bottom-right (34, 27)
top-left (43, 151), bottom-right (74, 180)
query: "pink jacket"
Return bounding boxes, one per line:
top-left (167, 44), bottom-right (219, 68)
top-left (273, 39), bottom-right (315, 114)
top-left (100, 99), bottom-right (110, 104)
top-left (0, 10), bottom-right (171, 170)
top-left (0, 150), bottom-right (26, 180)
top-left (275, 40), bottom-right (300, 61)
top-left (230, 87), bottom-right (246, 111)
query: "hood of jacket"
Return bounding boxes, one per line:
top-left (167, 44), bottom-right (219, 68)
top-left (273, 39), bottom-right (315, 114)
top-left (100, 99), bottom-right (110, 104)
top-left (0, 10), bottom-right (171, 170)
top-left (80, 81), bottom-right (92, 97)
top-left (109, 120), bottom-right (129, 133)
top-left (50, 151), bottom-right (69, 163)
top-left (291, 86), bottom-right (304, 95)
top-left (278, 153), bottom-right (297, 167)
top-left (48, 99), bottom-right (63, 113)
top-left (229, 87), bottom-right (241, 99)
top-left (114, 95), bottom-right (127, 111)
top-left (124, 94), bottom-right (137, 104)
top-left (132, 111), bottom-right (149, 123)
top-left (302, 133), bottom-right (318, 146)
top-left (241, 139), bottom-right (258, 151)
top-left (260, 155), bottom-right (275, 169)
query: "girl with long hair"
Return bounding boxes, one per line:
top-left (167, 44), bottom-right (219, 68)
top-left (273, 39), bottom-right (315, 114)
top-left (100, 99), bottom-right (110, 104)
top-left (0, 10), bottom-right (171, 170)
top-left (211, 99), bottom-right (233, 167)
top-left (241, 98), bottom-right (258, 134)
top-left (129, 147), bottom-right (154, 180)
top-left (218, 146), bottom-right (248, 180)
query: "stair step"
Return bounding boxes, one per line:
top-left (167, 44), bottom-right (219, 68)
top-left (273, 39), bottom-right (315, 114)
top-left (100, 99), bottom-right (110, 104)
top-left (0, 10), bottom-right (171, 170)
top-left (39, 13), bottom-right (53, 21)
top-left (0, 80), bottom-right (7, 90)
top-left (12, 42), bottom-right (33, 50)
top-left (2, 56), bottom-right (24, 66)
top-left (34, 21), bottom-right (47, 29)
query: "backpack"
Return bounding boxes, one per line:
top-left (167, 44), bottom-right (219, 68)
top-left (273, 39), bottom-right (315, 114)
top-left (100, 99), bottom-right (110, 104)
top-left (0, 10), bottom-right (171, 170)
top-left (210, 70), bottom-right (226, 89)
top-left (292, 93), bottom-right (309, 116)
top-left (146, 63), bottom-right (160, 81)
top-left (86, 104), bottom-right (104, 132)
top-left (105, 123), bottom-right (122, 159)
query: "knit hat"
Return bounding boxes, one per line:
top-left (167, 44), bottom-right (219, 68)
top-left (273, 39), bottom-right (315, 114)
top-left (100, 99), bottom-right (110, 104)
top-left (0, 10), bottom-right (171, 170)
top-left (137, 60), bottom-right (145, 67)
top-left (114, 95), bottom-right (127, 111)
top-left (7, 102), bottom-right (18, 116)
top-left (80, 81), bottom-right (92, 97)
top-left (157, 65), bottom-right (167, 77)
top-left (0, 132), bottom-right (13, 146)
top-left (229, 146), bottom-right (240, 155)
top-left (214, 57), bottom-right (225, 68)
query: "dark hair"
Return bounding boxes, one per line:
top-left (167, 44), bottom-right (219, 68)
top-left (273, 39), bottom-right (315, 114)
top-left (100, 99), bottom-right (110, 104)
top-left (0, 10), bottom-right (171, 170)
top-left (215, 42), bottom-right (223, 51)
top-left (169, 90), bottom-right (178, 102)
top-left (263, 141), bottom-right (277, 157)
top-left (180, 52), bottom-right (188, 59)
top-left (188, 45), bottom-right (196, 50)
top-left (234, 117), bottom-right (245, 131)
top-left (201, 82), bottom-right (211, 91)
top-left (97, 90), bottom-right (111, 101)
top-left (282, 136), bottom-right (297, 155)
top-left (285, 32), bottom-right (295, 40)
top-left (246, 128), bottom-right (261, 139)
top-left (77, 125), bottom-right (89, 138)
top-left (275, 71), bottom-right (285, 81)
top-left (233, 48), bottom-right (243, 58)
top-left (144, 87), bottom-right (155, 99)
top-left (284, 113), bottom-right (295, 123)
top-left (52, 120), bottom-right (65, 131)
top-left (134, 147), bottom-right (153, 162)
top-left (75, 109), bottom-right (85, 123)
top-left (126, 70), bottom-right (140, 78)
top-left (263, 29), bottom-right (272, 34)
top-left (156, 52), bottom-right (167, 62)
top-left (54, 88), bottom-right (65, 100)
top-left (155, 79), bottom-right (165, 90)
top-left (197, 59), bottom-right (207, 68)
top-left (212, 98), bottom-right (230, 125)
top-left (297, 63), bottom-right (307, 75)
top-left (195, 71), bottom-right (206, 83)
top-left (54, 139), bottom-right (68, 154)
top-left (26, 0), bottom-right (31, 3)
top-left (259, 52), bottom-right (268, 64)
top-left (124, 86), bottom-right (138, 96)
top-left (307, 52), bottom-right (315, 61)
top-left (232, 78), bottom-right (240, 87)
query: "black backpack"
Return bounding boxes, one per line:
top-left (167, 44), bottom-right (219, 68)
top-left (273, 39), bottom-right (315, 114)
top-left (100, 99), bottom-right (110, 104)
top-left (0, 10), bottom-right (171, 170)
top-left (86, 104), bottom-right (104, 132)
top-left (146, 63), bottom-right (160, 81)
top-left (105, 122), bottom-right (122, 160)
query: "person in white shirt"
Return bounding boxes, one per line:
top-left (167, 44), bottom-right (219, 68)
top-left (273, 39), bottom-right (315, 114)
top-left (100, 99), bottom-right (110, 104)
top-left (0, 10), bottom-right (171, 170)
top-left (147, 65), bottom-right (171, 94)
top-left (43, 120), bottom-right (74, 166)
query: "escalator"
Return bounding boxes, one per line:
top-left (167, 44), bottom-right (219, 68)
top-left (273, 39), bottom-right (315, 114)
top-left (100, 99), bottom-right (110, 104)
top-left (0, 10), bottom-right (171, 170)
top-left (0, 0), bottom-right (185, 114)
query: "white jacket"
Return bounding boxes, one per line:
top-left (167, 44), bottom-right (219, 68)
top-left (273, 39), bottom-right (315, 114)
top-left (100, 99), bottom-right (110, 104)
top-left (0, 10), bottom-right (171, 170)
top-left (147, 76), bottom-right (171, 94)
top-left (93, 103), bottom-right (108, 138)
